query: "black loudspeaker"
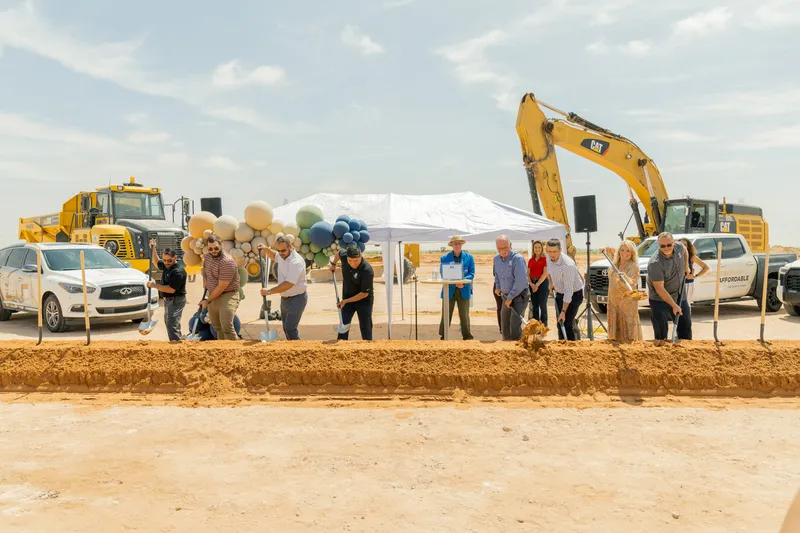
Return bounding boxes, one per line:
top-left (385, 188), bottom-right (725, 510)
top-left (200, 197), bottom-right (223, 217)
top-left (573, 195), bottom-right (597, 233)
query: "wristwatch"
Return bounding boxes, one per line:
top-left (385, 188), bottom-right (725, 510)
top-left (266, 289), bottom-right (271, 295)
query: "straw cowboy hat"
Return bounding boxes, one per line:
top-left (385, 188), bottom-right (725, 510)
top-left (448, 235), bottom-right (466, 246)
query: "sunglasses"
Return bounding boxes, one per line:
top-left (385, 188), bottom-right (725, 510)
top-left (208, 247), bottom-right (221, 252)
top-left (659, 243), bottom-right (674, 249)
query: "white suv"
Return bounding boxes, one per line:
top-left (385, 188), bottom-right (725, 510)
top-left (0, 243), bottom-right (158, 332)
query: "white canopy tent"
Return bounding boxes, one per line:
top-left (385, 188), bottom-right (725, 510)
top-left (272, 192), bottom-right (567, 338)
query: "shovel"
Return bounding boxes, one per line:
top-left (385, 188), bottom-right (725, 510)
top-left (331, 263), bottom-right (351, 335)
top-left (259, 258), bottom-right (278, 342)
top-left (671, 277), bottom-right (687, 345)
top-left (138, 244), bottom-right (158, 335)
top-left (181, 288), bottom-right (207, 341)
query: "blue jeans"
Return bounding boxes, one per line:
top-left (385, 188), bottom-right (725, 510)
top-left (164, 295), bottom-right (186, 342)
top-left (338, 299), bottom-right (373, 340)
top-left (528, 277), bottom-right (549, 326)
top-left (280, 292), bottom-right (308, 340)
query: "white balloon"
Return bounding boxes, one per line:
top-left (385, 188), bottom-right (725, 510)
top-left (266, 235), bottom-right (276, 247)
top-left (222, 240), bottom-right (235, 252)
top-left (241, 242), bottom-right (252, 253)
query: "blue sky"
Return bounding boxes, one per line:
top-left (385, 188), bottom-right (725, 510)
top-left (1, 0), bottom-right (798, 251)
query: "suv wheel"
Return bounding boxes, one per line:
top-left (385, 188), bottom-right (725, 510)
top-left (0, 294), bottom-right (12, 321)
top-left (44, 294), bottom-right (69, 333)
top-left (757, 278), bottom-right (782, 313)
top-left (786, 303), bottom-right (800, 317)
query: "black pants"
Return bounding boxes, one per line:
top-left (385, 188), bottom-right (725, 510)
top-left (338, 298), bottom-right (373, 340)
top-left (649, 298), bottom-right (692, 340)
top-left (493, 283), bottom-right (503, 332)
top-left (501, 289), bottom-right (530, 341)
top-left (554, 290), bottom-right (583, 341)
top-left (528, 277), bottom-right (549, 325)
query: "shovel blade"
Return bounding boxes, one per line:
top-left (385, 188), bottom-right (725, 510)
top-left (334, 323), bottom-right (350, 334)
top-left (260, 330), bottom-right (279, 342)
top-left (138, 320), bottom-right (158, 335)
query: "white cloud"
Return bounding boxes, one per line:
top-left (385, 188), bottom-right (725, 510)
top-left (128, 131), bottom-right (171, 144)
top-left (341, 25), bottom-right (384, 55)
top-left (0, 1), bottom-right (184, 100)
top-left (743, 0), bottom-right (800, 29)
top-left (204, 107), bottom-right (277, 133)
top-left (651, 130), bottom-right (715, 143)
top-left (662, 161), bottom-right (753, 173)
top-left (212, 60), bottom-right (286, 88)
top-left (700, 88), bottom-right (800, 115)
top-left (383, 0), bottom-right (415, 8)
top-left (0, 113), bottom-right (121, 148)
top-left (125, 112), bottom-right (149, 125)
top-left (586, 39), bottom-right (651, 56)
top-left (672, 7), bottom-right (732, 38)
top-left (737, 124), bottom-right (800, 149)
top-left (157, 152), bottom-right (189, 168)
top-left (202, 156), bottom-right (243, 171)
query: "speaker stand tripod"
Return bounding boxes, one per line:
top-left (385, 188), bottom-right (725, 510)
top-left (575, 231), bottom-right (607, 340)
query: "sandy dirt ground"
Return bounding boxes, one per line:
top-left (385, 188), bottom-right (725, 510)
top-left (0, 400), bottom-right (799, 533)
top-left (1, 254), bottom-right (798, 532)
top-left (0, 258), bottom-right (797, 343)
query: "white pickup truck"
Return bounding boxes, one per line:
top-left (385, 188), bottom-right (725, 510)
top-left (778, 259), bottom-right (800, 316)
top-left (587, 233), bottom-right (796, 314)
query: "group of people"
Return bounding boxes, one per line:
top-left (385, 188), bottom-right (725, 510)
top-left (145, 236), bottom-right (376, 342)
top-left (145, 230), bottom-right (709, 344)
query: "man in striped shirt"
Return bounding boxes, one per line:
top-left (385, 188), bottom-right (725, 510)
top-left (545, 238), bottom-right (585, 340)
top-left (200, 235), bottom-right (241, 341)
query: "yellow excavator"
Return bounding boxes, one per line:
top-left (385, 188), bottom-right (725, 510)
top-left (515, 93), bottom-right (768, 257)
top-left (18, 177), bottom-right (201, 276)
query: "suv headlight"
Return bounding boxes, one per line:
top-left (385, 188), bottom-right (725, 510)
top-left (59, 283), bottom-right (96, 294)
top-left (779, 265), bottom-right (790, 276)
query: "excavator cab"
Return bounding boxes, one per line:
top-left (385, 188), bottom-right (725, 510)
top-left (661, 198), bottom-right (719, 235)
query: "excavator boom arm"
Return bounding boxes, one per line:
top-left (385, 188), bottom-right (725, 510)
top-left (515, 93), bottom-right (669, 252)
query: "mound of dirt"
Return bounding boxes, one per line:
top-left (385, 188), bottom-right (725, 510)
top-left (0, 340), bottom-right (799, 398)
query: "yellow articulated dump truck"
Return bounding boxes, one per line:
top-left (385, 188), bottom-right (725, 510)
top-left (18, 177), bottom-right (201, 277)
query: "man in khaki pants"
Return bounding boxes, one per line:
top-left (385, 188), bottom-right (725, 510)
top-left (199, 235), bottom-right (241, 340)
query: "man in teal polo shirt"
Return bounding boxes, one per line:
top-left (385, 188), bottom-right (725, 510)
top-left (439, 235), bottom-right (475, 340)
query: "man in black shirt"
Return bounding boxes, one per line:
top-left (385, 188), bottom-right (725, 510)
top-left (329, 245), bottom-right (374, 340)
top-left (148, 240), bottom-right (187, 341)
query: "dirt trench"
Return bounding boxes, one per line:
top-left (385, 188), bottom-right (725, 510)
top-left (1, 339), bottom-right (799, 399)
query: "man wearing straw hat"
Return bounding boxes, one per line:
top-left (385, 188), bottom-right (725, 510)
top-left (438, 235), bottom-right (475, 340)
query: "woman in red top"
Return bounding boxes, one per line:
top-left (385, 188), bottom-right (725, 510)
top-left (526, 241), bottom-right (549, 325)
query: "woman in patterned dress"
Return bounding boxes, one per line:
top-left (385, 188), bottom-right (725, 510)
top-left (605, 240), bottom-right (643, 342)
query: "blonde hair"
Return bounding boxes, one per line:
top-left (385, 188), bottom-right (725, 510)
top-left (613, 239), bottom-right (639, 267)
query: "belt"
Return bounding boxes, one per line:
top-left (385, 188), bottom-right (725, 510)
top-left (282, 292), bottom-right (306, 299)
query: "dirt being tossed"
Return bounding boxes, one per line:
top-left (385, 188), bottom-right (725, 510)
top-left (0, 340), bottom-right (799, 399)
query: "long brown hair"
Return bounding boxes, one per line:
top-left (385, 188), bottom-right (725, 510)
top-left (532, 240), bottom-right (545, 260)
top-left (679, 238), bottom-right (696, 263)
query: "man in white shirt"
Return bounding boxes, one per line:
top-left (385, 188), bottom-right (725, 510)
top-left (545, 238), bottom-right (585, 340)
top-left (257, 237), bottom-right (308, 340)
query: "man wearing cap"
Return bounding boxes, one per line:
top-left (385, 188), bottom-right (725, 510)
top-left (329, 245), bottom-right (375, 340)
top-left (438, 235), bottom-right (475, 340)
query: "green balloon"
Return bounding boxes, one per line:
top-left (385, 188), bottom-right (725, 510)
top-left (296, 205), bottom-right (324, 229)
top-left (310, 243), bottom-right (321, 253)
top-left (299, 228), bottom-right (311, 244)
top-left (314, 251), bottom-right (329, 268)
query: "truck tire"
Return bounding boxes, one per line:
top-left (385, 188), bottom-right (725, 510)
top-left (756, 278), bottom-right (781, 313)
top-left (786, 303), bottom-right (800, 317)
top-left (590, 298), bottom-right (607, 314)
top-left (0, 295), bottom-right (12, 321)
top-left (44, 294), bottom-right (69, 333)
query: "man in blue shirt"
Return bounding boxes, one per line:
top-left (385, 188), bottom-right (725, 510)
top-left (438, 235), bottom-right (475, 340)
top-left (493, 235), bottom-right (530, 340)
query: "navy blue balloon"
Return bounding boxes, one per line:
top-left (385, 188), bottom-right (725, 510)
top-left (342, 232), bottom-right (353, 244)
top-left (358, 220), bottom-right (368, 231)
top-left (333, 220), bottom-right (350, 239)
top-left (348, 219), bottom-right (361, 232)
top-left (351, 230), bottom-right (361, 242)
top-left (309, 221), bottom-right (335, 248)
top-left (336, 215), bottom-right (351, 224)
top-left (359, 230), bottom-right (370, 243)
top-left (357, 241), bottom-right (366, 252)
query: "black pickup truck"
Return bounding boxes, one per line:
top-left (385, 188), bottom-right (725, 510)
top-left (588, 233), bottom-right (797, 313)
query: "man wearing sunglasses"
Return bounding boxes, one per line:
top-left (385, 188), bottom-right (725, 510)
top-left (200, 235), bottom-right (241, 341)
top-left (647, 232), bottom-right (691, 341)
top-left (257, 237), bottom-right (308, 340)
